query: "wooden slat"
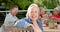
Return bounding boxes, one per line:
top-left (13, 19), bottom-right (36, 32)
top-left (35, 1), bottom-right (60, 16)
top-left (3, 26), bottom-right (34, 32)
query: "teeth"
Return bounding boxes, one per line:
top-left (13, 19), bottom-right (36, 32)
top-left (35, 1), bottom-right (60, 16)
top-left (32, 16), bottom-right (36, 18)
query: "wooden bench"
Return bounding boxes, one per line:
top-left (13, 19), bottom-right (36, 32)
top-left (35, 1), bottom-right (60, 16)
top-left (3, 26), bottom-right (34, 32)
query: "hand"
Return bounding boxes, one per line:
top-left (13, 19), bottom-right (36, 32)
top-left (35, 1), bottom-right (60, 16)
top-left (28, 24), bottom-right (33, 27)
top-left (28, 24), bottom-right (42, 32)
top-left (28, 24), bottom-right (36, 29)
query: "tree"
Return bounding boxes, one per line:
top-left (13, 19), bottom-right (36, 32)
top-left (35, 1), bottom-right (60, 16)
top-left (0, 0), bottom-right (32, 10)
top-left (34, 0), bottom-right (44, 7)
top-left (43, 0), bottom-right (59, 9)
top-left (34, 0), bottom-right (59, 9)
top-left (13, 0), bottom-right (32, 10)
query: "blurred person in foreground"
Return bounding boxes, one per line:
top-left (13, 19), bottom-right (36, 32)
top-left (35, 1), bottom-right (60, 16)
top-left (15, 4), bottom-right (43, 32)
top-left (3, 6), bottom-right (18, 26)
top-left (3, 5), bottom-right (19, 26)
top-left (0, 5), bottom-right (19, 32)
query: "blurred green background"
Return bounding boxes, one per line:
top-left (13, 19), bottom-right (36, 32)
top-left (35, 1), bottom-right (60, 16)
top-left (0, 0), bottom-right (60, 27)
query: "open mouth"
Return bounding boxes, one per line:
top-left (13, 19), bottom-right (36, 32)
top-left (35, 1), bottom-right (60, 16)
top-left (32, 16), bottom-right (37, 18)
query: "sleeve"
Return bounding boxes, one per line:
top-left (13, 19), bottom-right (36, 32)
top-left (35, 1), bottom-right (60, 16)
top-left (15, 19), bottom-right (30, 28)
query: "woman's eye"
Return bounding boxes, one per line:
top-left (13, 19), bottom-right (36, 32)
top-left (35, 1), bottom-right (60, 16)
top-left (30, 10), bottom-right (38, 13)
top-left (35, 11), bottom-right (38, 13)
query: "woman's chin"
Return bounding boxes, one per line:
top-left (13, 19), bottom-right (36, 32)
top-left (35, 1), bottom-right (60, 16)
top-left (31, 18), bottom-right (37, 21)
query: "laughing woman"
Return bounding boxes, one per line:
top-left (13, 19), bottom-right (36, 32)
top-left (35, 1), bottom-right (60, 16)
top-left (15, 4), bottom-right (43, 32)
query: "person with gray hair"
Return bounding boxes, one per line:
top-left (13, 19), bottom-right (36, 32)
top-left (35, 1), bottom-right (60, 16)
top-left (15, 3), bottom-right (43, 32)
top-left (51, 6), bottom-right (60, 20)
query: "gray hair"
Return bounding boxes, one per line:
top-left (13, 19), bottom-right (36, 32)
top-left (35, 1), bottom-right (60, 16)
top-left (26, 3), bottom-right (39, 17)
top-left (54, 6), bottom-right (60, 12)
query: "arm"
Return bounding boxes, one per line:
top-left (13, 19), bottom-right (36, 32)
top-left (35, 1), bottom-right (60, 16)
top-left (28, 24), bottom-right (42, 32)
top-left (14, 19), bottom-right (41, 32)
top-left (14, 20), bottom-right (32, 28)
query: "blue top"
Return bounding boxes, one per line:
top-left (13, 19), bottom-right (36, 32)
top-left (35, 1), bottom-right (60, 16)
top-left (15, 17), bottom-right (43, 31)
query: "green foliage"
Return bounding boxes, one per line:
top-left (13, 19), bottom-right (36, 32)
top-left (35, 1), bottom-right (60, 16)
top-left (17, 12), bottom-right (26, 19)
top-left (0, 0), bottom-right (32, 10)
top-left (34, 0), bottom-right (44, 7)
top-left (34, 0), bottom-right (59, 9)
top-left (43, 0), bottom-right (59, 9)
top-left (14, 0), bottom-right (32, 9)
top-left (0, 0), bottom-right (60, 9)
top-left (0, 0), bottom-right (60, 20)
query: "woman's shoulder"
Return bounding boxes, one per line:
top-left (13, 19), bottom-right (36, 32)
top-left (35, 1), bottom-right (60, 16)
top-left (15, 17), bottom-right (29, 25)
top-left (19, 17), bottom-right (28, 21)
top-left (16, 17), bottom-right (29, 23)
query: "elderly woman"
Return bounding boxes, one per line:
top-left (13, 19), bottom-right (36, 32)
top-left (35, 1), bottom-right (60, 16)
top-left (51, 7), bottom-right (60, 26)
top-left (15, 4), bottom-right (43, 32)
top-left (52, 7), bottom-right (60, 19)
top-left (51, 7), bottom-right (60, 22)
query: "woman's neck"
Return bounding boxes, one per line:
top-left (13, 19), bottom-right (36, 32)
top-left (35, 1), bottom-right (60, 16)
top-left (32, 20), bottom-right (37, 25)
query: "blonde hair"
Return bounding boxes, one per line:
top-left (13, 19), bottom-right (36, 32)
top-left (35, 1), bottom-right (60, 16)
top-left (26, 3), bottom-right (39, 17)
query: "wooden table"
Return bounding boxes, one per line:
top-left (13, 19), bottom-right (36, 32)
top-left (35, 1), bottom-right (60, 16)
top-left (3, 26), bottom-right (60, 32)
top-left (43, 27), bottom-right (60, 32)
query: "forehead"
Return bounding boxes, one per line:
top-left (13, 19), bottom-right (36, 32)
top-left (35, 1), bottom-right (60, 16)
top-left (54, 9), bottom-right (58, 12)
top-left (13, 8), bottom-right (18, 9)
top-left (11, 8), bottom-right (18, 11)
top-left (31, 6), bottom-right (38, 11)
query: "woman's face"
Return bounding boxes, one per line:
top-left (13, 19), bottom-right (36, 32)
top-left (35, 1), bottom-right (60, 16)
top-left (29, 7), bottom-right (38, 21)
top-left (40, 9), bottom-right (45, 15)
top-left (53, 9), bottom-right (59, 15)
top-left (11, 8), bottom-right (18, 16)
